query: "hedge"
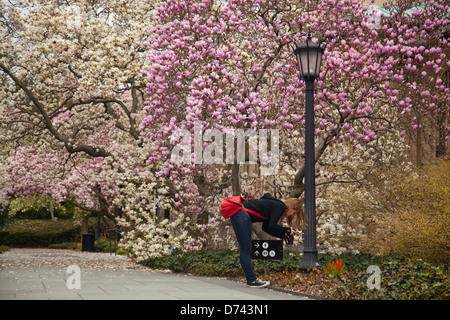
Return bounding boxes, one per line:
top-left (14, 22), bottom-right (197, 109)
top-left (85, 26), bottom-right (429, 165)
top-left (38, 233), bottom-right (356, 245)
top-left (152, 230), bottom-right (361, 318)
top-left (0, 227), bottom-right (80, 247)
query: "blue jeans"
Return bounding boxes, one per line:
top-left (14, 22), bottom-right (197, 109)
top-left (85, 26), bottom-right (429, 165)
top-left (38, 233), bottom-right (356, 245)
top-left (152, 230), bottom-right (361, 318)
top-left (230, 210), bottom-right (256, 283)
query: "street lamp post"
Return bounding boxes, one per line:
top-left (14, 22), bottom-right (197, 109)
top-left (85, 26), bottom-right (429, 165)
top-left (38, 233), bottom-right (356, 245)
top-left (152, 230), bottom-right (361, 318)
top-left (292, 32), bottom-right (326, 272)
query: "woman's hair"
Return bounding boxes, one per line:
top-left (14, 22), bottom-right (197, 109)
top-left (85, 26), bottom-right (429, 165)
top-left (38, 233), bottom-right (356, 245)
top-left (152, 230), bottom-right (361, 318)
top-left (283, 198), bottom-right (307, 229)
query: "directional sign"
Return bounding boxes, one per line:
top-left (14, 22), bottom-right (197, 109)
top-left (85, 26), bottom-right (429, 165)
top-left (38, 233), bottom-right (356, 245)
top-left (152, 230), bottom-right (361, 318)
top-left (251, 240), bottom-right (283, 260)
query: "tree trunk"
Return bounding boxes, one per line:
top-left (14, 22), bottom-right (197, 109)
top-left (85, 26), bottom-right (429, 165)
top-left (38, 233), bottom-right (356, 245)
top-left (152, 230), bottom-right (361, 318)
top-left (252, 223), bottom-right (277, 240)
top-left (289, 136), bottom-right (331, 199)
top-left (80, 214), bottom-right (89, 235)
top-left (231, 163), bottom-right (241, 196)
top-left (290, 165), bottom-right (305, 198)
top-left (49, 202), bottom-right (57, 221)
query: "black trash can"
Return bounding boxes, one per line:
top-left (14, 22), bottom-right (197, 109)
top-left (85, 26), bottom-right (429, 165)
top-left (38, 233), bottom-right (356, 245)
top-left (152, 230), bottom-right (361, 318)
top-left (82, 233), bottom-right (95, 252)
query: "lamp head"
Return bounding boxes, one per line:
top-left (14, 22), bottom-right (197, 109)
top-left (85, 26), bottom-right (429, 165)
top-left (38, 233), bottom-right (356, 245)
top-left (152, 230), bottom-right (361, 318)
top-left (292, 32), bottom-right (326, 80)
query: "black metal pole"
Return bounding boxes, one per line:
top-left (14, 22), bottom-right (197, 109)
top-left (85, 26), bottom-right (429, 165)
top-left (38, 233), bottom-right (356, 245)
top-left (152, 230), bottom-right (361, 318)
top-left (299, 78), bottom-right (320, 272)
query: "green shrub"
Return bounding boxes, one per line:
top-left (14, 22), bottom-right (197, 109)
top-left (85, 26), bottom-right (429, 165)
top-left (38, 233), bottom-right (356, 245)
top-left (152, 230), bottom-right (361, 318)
top-left (14, 208), bottom-right (52, 220)
top-left (48, 242), bottom-right (79, 250)
top-left (0, 229), bottom-right (79, 247)
top-left (143, 249), bottom-right (239, 275)
top-left (93, 238), bottom-right (126, 254)
top-left (142, 249), bottom-right (303, 276)
top-left (0, 219), bottom-right (79, 247)
top-left (331, 256), bottom-right (450, 300)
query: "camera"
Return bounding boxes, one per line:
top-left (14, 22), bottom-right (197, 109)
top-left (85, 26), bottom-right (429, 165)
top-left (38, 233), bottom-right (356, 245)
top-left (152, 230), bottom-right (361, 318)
top-left (287, 234), bottom-right (294, 245)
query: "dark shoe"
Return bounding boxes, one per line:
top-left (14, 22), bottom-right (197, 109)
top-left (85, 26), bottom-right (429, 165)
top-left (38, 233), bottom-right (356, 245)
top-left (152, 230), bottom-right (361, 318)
top-left (247, 278), bottom-right (270, 288)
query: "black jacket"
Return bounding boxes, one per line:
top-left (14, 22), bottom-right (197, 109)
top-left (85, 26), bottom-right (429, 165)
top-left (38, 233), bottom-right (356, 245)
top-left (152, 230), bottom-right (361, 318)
top-left (242, 193), bottom-right (291, 239)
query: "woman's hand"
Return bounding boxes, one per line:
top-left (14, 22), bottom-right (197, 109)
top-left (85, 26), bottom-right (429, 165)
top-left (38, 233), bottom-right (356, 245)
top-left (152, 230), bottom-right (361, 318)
top-left (285, 228), bottom-right (295, 238)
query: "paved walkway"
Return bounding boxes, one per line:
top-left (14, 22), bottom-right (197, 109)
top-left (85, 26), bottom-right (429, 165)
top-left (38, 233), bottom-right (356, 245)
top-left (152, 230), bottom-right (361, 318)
top-left (0, 248), bottom-right (309, 300)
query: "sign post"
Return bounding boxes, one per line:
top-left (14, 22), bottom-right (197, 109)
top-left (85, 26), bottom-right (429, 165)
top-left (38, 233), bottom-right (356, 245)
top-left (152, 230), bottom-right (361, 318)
top-left (251, 239), bottom-right (283, 260)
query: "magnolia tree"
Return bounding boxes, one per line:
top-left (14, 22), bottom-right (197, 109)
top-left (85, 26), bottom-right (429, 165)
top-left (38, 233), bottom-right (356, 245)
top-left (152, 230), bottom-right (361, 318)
top-left (5, 143), bottom-right (119, 231)
top-left (0, 0), bottom-right (206, 257)
top-left (0, 1), bottom-right (153, 225)
top-left (0, 0), bottom-right (155, 156)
